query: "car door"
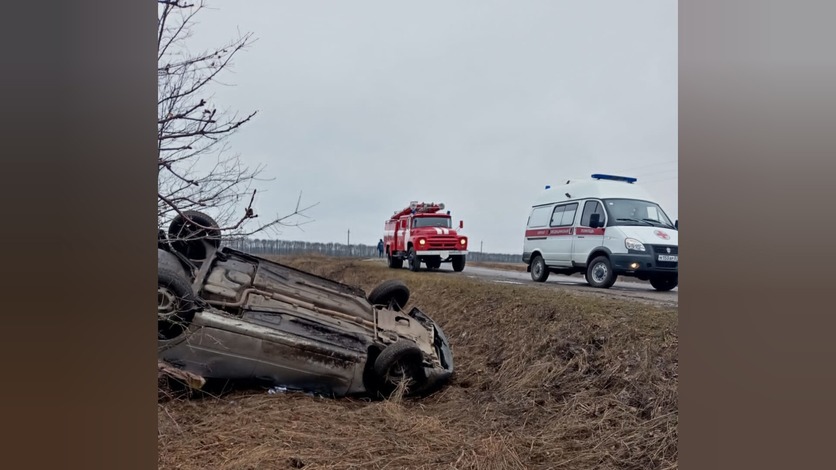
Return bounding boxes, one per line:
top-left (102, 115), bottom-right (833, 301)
top-left (572, 200), bottom-right (607, 266)
top-left (525, 204), bottom-right (555, 262)
top-left (548, 202), bottom-right (579, 265)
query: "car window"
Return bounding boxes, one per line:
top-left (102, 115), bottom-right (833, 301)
top-left (550, 203), bottom-right (578, 227)
top-left (580, 200), bottom-right (605, 226)
top-left (527, 206), bottom-right (552, 228)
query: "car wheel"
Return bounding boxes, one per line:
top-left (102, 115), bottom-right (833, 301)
top-left (168, 210), bottom-right (222, 260)
top-left (408, 247), bottom-right (421, 272)
top-left (530, 255), bottom-right (549, 282)
top-left (649, 274), bottom-right (678, 291)
top-left (374, 340), bottom-right (428, 396)
top-left (586, 256), bottom-right (617, 288)
top-left (158, 248), bottom-right (189, 280)
top-left (451, 256), bottom-right (466, 272)
top-left (158, 267), bottom-right (198, 340)
top-left (367, 279), bottom-right (411, 311)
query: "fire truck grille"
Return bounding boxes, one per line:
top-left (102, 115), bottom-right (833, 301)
top-left (426, 237), bottom-right (460, 250)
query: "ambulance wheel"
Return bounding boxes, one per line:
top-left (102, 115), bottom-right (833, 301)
top-left (530, 255), bottom-right (549, 282)
top-left (586, 256), bottom-right (617, 288)
top-left (649, 274), bottom-right (678, 291)
top-left (408, 247), bottom-right (421, 272)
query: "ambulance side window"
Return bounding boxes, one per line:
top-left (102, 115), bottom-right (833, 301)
top-left (580, 201), bottom-right (606, 226)
top-left (550, 203), bottom-right (578, 227)
top-left (550, 205), bottom-right (565, 226)
top-left (527, 206), bottom-right (552, 228)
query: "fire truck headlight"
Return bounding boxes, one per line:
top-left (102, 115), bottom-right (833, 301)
top-left (418, 238), bottom-right (426, 246)
top-left (460, 239), bottom-right (467, 246)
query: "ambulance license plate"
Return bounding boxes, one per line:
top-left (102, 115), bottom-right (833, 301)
top-left (657, 255), bottom-right (678, 262)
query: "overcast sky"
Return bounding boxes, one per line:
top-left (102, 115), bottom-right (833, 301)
top-left (183, 0), bottom-right (678, 254)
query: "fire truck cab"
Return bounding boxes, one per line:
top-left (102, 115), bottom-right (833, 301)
top-left (384, 201), bottom-right (468, 272)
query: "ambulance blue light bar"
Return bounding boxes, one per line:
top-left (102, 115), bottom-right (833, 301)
top-left (591, 174), bottom-right (637, 184)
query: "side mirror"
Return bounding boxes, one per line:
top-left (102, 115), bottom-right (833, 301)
top-left (589, 213), bottom-right (602, 228)
top-left (459, 220), bottom-right (464, 229)
top-left (675, 220), bottom-right (678, 230)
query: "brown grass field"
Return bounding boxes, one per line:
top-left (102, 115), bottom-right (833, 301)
top-left (158, 255), bottom-right (678, 469)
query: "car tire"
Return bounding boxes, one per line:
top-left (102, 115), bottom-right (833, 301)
top-left (408, 247), bottom-right (421, 272)
top-left (374, 340), bottom-right (428, 396)
top-left (158, 248), bottom-right (189, 280)
top-left (530, 255), bottom-right (549, 282)
top-left (649, 274), bottom-right (678, 291)
top-left (158, 267), bottom-right (198, 340)
top-left (451, 256), bottom-right (466, 272)
top-left (367, 279), bottom-right (411, 311)
top-left (168, 210), bottom-right (222, 260)
top-left (586, 256), bottom-right (617, 288)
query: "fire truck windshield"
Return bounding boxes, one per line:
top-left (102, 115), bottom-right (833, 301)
top-left (412, 216), bottom-right (452, 228)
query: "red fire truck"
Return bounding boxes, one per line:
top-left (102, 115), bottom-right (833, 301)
top-left (384, 201), bottom-right (468, 272)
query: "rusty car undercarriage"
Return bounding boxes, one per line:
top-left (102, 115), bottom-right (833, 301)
top-left (157, 210), bottom-right (454, 398)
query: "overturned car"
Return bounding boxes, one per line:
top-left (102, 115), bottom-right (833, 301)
top-left (157, 210), bottom-right (454, 398)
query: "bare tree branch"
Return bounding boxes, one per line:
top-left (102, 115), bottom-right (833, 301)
top-left (157, 0), bottom-right (315, 239)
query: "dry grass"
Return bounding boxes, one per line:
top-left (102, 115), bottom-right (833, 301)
top-left (159, 256), bottom-right (677, 469)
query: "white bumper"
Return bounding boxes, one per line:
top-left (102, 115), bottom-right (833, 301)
top-left (415, 250), bottom-right (468, 257)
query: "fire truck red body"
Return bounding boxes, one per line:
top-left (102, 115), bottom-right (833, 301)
top-left (383, 201), bottom-right (468, 272)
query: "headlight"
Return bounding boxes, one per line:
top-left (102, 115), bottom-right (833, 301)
top-left (418, 238), bottom-right (426, 246)
top-left (625, 238), bottom-right (645, 251)
top-left (460, 238), bottom-right (467, 246)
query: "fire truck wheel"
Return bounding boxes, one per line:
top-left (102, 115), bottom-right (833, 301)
top-left (387, 252), bottom-right (403, 269)
top-left (451, 256), bottom-right (466, 272)
top-left (530, 255), bottom-right (549, 282)
top-left (373, 340), bottom-right (428, 396)
top-left (367, 280), bottom-right (411, 311)
top-left (408, 247), bottom-right (421, 272)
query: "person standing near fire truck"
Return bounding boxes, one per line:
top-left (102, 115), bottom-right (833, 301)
top-left (377, 239), bottom-right (384, 258)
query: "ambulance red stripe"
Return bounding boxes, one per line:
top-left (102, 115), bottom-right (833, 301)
top-left (524, 227), bottom-right (605, 238)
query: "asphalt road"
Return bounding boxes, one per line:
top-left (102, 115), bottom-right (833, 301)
top-left (367, 257), bottom-right (678, 308)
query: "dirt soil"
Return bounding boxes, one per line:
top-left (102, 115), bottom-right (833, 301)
top-left (159, 255), bottom-right (678, 469)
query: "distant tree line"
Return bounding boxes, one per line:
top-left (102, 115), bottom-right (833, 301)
top-left (223, 238), bottom-right (521, 263)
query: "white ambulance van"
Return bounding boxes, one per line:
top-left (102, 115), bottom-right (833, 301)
top-left (521, 174), bottom-right (678, 291)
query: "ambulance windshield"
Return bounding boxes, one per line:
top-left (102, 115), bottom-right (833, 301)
top-left (602, 199), bottom-right (675, 228)
top-left (413, 216), bottom-right (452, 228)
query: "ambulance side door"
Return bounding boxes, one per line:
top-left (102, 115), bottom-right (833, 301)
top-left (549, 202), bottom-right (579, 265)
top-left (571, 200), bottom-right (607, 266)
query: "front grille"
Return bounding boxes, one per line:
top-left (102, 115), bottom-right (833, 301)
top-left (424, 236), bottom-right (460, 250)
top-left (650, 245), bottom-right (678, 255)
top-left (650, 244), bottom-right (678, 268)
